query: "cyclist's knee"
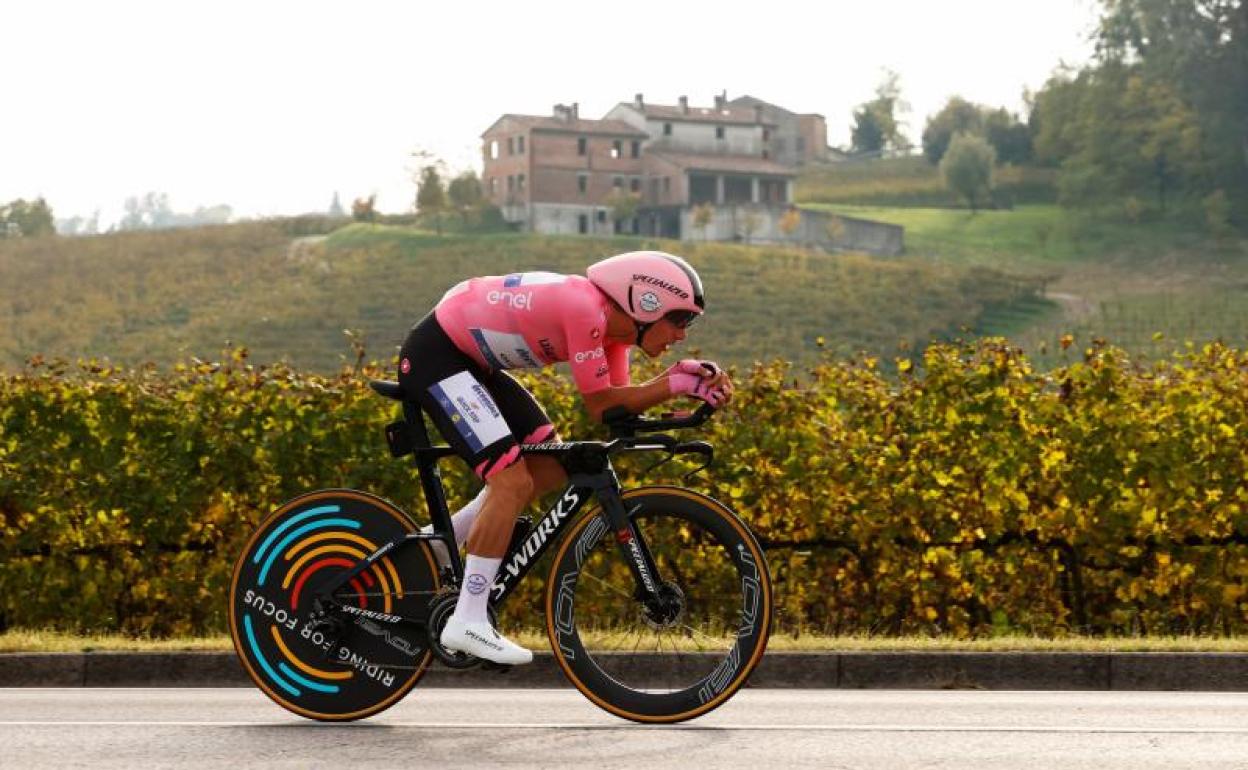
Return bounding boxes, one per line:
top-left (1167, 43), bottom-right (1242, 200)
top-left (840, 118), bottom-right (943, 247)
top-left (485, 459), bottom-right (534, 507)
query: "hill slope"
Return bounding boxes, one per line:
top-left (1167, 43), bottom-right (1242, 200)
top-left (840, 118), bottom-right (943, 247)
top-left (0, 222), bottom-right (1041, 371)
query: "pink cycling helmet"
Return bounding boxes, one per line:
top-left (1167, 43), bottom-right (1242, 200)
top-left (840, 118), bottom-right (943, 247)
top-left (586, 251), bottom-right (705, 329)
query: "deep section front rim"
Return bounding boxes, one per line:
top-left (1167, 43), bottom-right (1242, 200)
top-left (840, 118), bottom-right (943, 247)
top-left (545, 486), bottom-right (772, 723)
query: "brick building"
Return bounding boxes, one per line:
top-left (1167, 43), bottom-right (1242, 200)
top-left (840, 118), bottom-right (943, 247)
top-left (480, 94), bottom-right (872, 248)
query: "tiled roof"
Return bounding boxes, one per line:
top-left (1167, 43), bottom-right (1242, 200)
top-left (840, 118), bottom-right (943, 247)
top-left (484, 114), bottom-right (647, 137)
top-left (648, 151), bottom-right (796, 177)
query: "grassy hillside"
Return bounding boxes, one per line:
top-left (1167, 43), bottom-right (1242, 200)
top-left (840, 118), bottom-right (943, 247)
top-left (0, 221), bottom-right (1042, 372)
top-left (807, 203), bottom-right (1248, 364)
top-left (797, 156), bottom-right (1057, 208)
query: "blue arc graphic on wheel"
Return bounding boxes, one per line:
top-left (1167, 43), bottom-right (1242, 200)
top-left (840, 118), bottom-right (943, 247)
top-left (257, 517), bottom-right (363, 586)
top-left (243, 613), bottom-right (301, 698)
top-left (252, 506), bottom-right (341, 564)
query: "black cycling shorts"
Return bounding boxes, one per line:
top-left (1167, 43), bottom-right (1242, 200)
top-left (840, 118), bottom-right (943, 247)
top-left (397, 313), bottom-right (554, 480)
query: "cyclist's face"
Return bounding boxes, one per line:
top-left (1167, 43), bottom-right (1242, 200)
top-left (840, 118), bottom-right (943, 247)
top-left (640, 316), bottom-right (687, 358)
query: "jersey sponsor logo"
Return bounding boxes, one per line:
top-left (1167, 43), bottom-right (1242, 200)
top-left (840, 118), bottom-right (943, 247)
top-left (428, 371), bottom-right (510, 453)
top-left (633, 273), bottom-right (690, 300)
top-left (537, 338), bottom-right (558, 362)
top-left (595, 363), bottom-right (609, 378)
top-left (590, 327), bottom-right (601, 340)
top-left (638, 291), bottom-right (662, 313)
top-left (470, 328), bottom-right (543, 370)
top-left (486, 289), bottom-right (534, 310)
top-left (573, 346), bottom-right (604, 364)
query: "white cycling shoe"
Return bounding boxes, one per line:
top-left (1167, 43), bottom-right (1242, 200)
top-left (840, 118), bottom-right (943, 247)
top-left (440, 617), bottom-right (533, 666)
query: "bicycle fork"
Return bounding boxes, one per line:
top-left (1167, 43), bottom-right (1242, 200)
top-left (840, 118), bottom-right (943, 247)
top-left (588, 475), bottom-right (666, 607)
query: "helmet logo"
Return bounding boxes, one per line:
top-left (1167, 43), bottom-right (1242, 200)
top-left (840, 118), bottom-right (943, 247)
top-left (632, 273), bottom-right (690, 300)
top-left (638, 291), bottom-right (662, 313)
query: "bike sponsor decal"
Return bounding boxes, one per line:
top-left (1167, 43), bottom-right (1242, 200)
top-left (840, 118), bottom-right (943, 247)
top-left (339, 604), bottom-right (402, 624)
top-left (244, 589), bottom-right (300, 631)
top-left (638, 291), bottom-right (661, 313)
top-left (698, 643), bottom-right (741, 704)
top-left (617, 530), bottom-right (657, 594)
top-left (493, 487), bottom-right (585, 600)
top-left (696, 544), bottom-right (761, 704)
top-left (354, 617), bottom-right (423, 659)
top-left (335, 644), bottom-right (398, 688)
top-left (428, 371), bottom-right (510, 453)
top-left (537, 338), bottom-right (558, 362)
top-left (469, 328), bottom-right (543, 370)
top-left (554, 571), bottom-right (578, 661)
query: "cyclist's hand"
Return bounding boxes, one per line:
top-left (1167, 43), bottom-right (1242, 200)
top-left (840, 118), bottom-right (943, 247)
top-left (668, 360), bottom-right (732, 407)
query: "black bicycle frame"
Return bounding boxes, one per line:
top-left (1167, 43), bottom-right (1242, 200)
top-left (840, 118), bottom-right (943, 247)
top-left (309, 402), bottom-right (669, 617)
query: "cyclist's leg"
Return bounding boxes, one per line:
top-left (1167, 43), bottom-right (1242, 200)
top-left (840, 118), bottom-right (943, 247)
top-left (482, 369), bottom-right (568, 500)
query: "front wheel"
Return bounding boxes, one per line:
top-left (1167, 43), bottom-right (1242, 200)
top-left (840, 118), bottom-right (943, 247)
top-left (545, 486), bottom-right (772, 723)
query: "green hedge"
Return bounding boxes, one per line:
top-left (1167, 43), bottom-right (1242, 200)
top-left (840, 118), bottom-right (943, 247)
top-left (2, 338), bottom-right (1246, 637)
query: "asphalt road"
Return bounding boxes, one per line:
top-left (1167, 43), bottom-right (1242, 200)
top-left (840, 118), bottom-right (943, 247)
top-left (4, 688), bottom-right (1248, 769)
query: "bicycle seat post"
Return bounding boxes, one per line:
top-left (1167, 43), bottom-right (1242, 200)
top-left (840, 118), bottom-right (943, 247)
top-left (403, 399), bottom-right (463, 578)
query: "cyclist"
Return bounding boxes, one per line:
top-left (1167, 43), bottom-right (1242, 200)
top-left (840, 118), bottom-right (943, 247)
top-left (396, 250), bottom-right (732, 665)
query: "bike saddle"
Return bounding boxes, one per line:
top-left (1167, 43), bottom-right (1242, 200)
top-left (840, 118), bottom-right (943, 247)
top-left (369, 379), bottom-right (405, 400)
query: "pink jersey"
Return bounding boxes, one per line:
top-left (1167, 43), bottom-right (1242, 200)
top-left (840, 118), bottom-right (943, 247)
top-left (434, 272), bottom-right (631, 394)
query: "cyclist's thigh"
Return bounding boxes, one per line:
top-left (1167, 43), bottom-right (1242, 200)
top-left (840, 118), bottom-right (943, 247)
top-left (398, 314), bottom-right (522, 480)
top-left (483, 369), bottom-right (556, 446)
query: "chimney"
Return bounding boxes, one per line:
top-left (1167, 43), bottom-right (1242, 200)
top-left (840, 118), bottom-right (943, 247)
top-left (553, 103), bottom-right (570, 122)
top-left (714, 90), bottom-right (726, 110)
top-left (571, 102), bottom-right (579, 120)
top-left (634, 93), bottom-right (644, 109)
top-left (679, 95), bottom-right (689, 114)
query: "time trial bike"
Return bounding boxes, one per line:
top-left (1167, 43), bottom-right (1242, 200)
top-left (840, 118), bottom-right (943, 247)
top-left (228, 378), bottom-right (772, 723)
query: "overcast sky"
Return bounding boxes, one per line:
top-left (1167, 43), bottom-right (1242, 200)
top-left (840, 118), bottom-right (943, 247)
top-left (3, 0), bottom-right (1099, 226)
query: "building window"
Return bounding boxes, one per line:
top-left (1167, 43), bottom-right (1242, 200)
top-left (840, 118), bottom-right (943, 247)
top-left (630, 178), bottom-right (640, 193)
top-left (663, 123), bottom-right (672, 136)
top-left (650, 178), bottom-right (659, 199)
top-left (577, 137), bottom-right (587, 156)
top-left (518, 136), bottom-right (526, 154)
top-left (611, 140), bottom-right (621, 159)
top-left (489, 140), bottom-right (499, 160)
top-left (517, 173), bottom-right (526, 192)
top-left (578, 214), bottom-right (588, 234)
top-left (762, 150), bottom-right (769, 159)
top-left (631, 140), bottom-right (640, 158)
top-left (577, 174), bottom-right (588, 194)
top-left (489, 177), bottom-right (497, 195)
top-left (507, 137), bottom-right (515, 155)
top-left (716, 126), bottom-right (725, 140)
top-left (507, 175), bottom-right (515, 192)
top-left (663, 177), bottom-right (671, 194)
top-left (763, 129), bottom-right (770, 142)
top-left (796, 137), bottom-right (806, 152)
top-left (596, 210), bottom-right (607, 223)
top-left (613, 176), bottom-right (623, 189)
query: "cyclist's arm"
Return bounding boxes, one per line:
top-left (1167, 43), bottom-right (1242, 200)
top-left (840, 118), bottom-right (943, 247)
top-left (581, 376), bottom-right (675, 423)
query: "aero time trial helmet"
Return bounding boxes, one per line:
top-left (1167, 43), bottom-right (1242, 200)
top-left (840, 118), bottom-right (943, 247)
top-left (586, 251), bottom-right (705, 333)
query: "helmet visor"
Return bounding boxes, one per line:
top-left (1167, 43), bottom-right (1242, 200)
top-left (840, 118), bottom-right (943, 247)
top-left (663, 309), bottom-right (699, 329)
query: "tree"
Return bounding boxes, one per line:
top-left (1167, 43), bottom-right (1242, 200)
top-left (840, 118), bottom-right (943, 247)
top-left (447, 171), bottom-right (484, 226)
top-left (352, 195), bottom-right (377, 223)
top-left (922, 97), bottom-right (984, 164)
top-left (417, 166), bottom-right (447, 234)
top-left (740, 209), bottom-right (762, 244)
top-left (0, 198), bottom-right (55, 238)
top-left (850, 69), bottom-right (911, 154)
top-left (778, 207), bottom-right (802, 238)
top-left (692, 203), bottom-right (714, 241)
top-left (605, 189), bottom-right (641, 234)
top-left (941, 132), bottom-right (996, 212)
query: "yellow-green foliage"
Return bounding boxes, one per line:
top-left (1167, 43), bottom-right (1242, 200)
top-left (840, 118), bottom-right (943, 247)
top-left (2, 339), bottom-right (1245, 638)
top-left (0, 222), bottom-right (1042, 372)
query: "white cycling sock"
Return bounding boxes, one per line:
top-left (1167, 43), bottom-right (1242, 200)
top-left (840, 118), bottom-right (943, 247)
top-left (420, 487), bottom-right (488, 548)
top-left (452, 554), bottom-right (501, 625)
